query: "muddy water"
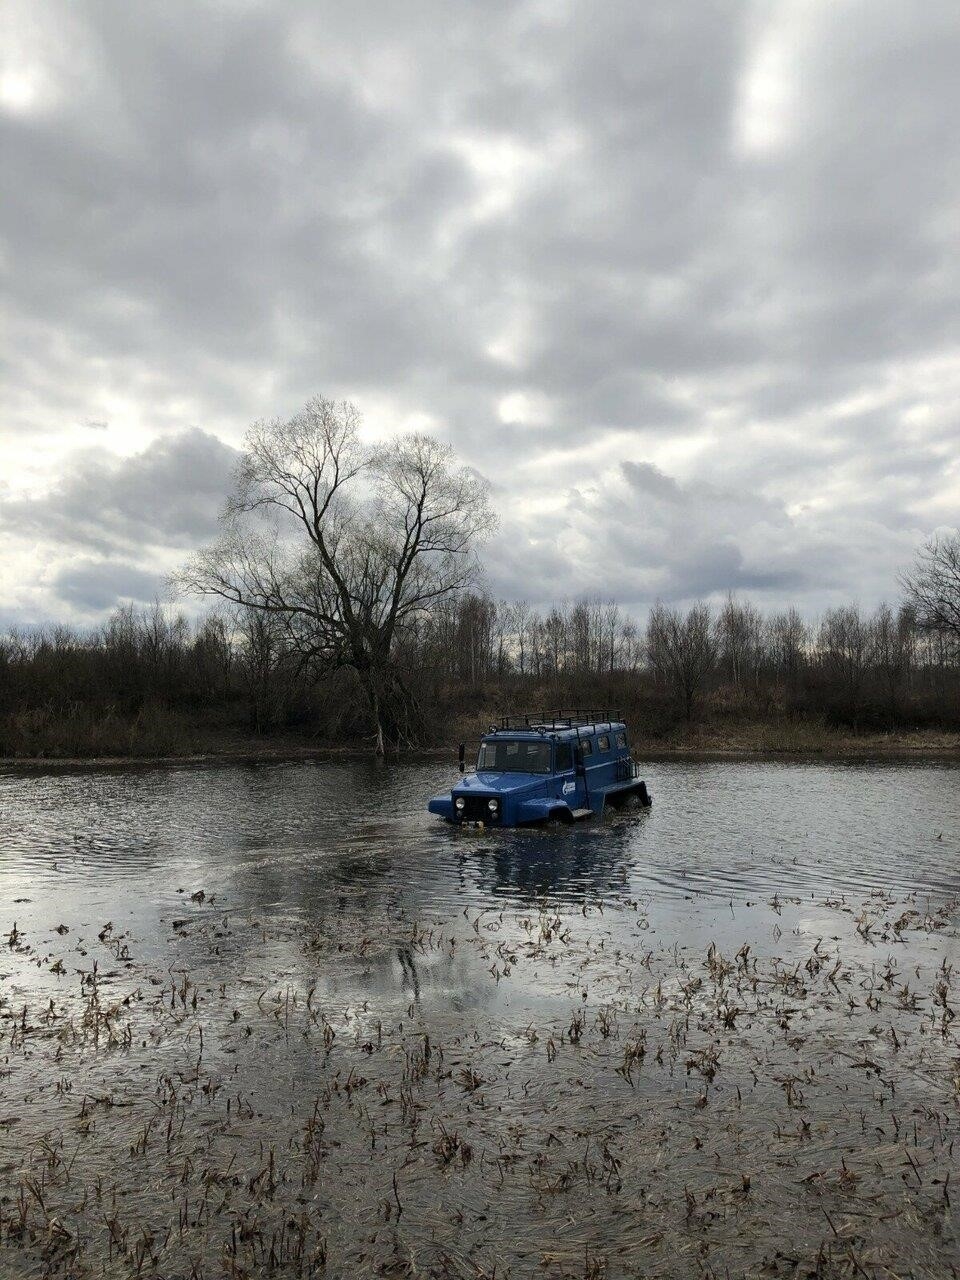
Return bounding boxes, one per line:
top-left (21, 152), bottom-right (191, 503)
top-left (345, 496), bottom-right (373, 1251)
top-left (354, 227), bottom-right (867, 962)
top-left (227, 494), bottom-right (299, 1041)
top-left (1, 758), bottom-right (959, 1278)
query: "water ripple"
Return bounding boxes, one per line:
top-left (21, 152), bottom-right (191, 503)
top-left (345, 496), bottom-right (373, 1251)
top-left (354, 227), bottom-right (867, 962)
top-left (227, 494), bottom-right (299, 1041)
top-left (1, 758), bottom-right (959, 921)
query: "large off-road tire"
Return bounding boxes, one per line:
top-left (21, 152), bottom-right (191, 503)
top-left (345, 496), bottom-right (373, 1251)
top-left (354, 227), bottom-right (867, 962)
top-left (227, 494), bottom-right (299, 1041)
top-left (617, 784), bottom-right (651, 811)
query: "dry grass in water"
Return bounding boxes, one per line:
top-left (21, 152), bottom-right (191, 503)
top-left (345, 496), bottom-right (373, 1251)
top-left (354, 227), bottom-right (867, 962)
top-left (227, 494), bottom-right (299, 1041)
top-left (1, 879), bottom-right (959, 1278)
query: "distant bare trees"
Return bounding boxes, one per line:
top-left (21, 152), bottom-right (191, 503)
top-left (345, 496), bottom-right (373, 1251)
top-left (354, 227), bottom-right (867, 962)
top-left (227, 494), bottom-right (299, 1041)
top-left (765, 608), bottom-right (808, 693)
top-left (5, 583), bottom-right (960, 759)
top-left (417, 594), bottom-right (646, 691)
top-left (872, 602), bottom-right (915, 719)
top-left (8, 525), bottom-right (960, 758)
top-left (178, 397), bottom-right (494, 752)
top-left (818, 606), bottom-right (872, 722)
top-left (238, 609), bottom-right (286, 734)
top-left (646, 602), bottom-right (716, 720)
top-left (509, 600), bottom-right (531, 676)
top-left (406, 590), bottom-right (936, 730)
top-left (716, 594), bottom-right (763, 695)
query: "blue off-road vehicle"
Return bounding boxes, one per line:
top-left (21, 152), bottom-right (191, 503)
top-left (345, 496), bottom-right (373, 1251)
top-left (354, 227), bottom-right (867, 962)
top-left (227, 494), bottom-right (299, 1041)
top-left (428, 709), bottom-right (652, 827)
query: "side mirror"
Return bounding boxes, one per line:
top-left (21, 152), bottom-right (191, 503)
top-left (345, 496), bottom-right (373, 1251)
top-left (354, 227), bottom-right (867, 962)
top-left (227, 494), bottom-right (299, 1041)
top-left (458, 743), bottom-right (465, 774)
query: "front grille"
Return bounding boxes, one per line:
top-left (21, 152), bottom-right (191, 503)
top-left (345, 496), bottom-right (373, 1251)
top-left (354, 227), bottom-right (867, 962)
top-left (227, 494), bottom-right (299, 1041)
top-left (458, 793), bottom-right (500, 822)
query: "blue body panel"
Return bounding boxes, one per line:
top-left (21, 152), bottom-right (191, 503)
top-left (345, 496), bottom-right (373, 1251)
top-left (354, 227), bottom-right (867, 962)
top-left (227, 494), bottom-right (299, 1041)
top-left (428, 720), bottom-right (651, 827)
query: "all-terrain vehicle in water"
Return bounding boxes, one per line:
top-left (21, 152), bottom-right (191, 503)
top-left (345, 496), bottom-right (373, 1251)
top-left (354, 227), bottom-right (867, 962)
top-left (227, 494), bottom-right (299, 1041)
top-left (428, 709), bottom-right (652, 827)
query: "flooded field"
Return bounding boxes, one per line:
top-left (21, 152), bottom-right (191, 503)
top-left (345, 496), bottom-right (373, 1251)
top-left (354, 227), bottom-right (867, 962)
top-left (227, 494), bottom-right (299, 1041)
top-left (1, 757), bottom-right (959, 1278)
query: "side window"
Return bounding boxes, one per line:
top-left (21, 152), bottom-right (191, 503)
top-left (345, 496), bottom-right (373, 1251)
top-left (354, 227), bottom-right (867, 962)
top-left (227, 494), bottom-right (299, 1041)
top-left (580, 738), bottom-right (593, 758)
top-left (597, 734), bottom-right (610, 753)
top-left (615, 731), bottom-right (627, 749)
top-left (555, 742), bottom-right (573, 772)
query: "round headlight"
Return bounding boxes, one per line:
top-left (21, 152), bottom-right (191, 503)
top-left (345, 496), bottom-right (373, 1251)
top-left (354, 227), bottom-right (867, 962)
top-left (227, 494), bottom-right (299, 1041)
top-left (487, 798), bottom-right (499, 812)
top-left (455, 797), bottom-right (465, 810)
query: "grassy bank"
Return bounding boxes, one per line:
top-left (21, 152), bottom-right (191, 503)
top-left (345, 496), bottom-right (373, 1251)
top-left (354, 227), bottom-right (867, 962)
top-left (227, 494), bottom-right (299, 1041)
top-left (632, 721), bottom-right (960, 758)
top-left (1, 705), bottom-right (959, 766)
top-left (453, 714), bottom-right (960, 760)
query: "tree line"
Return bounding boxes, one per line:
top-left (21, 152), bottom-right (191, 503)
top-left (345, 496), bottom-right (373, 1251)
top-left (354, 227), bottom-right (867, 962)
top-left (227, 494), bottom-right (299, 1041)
top-left (3, 396), bottom-right (959, 756)
top-left (338, 590), bottom-right (960, 734)
top-left (1, 588), bottom-right (958, 758)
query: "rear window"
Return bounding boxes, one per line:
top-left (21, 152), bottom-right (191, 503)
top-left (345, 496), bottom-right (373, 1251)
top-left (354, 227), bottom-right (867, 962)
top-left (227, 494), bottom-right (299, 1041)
top-left (597, 734), bottom-right (610, 752)
top-left (615, 731), bottom-right (627, 749)
top-left (555, 742), bottom-right (573, 772)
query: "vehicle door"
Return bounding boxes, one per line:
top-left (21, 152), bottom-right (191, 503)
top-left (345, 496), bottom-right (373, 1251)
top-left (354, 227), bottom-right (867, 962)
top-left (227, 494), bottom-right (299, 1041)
top-left (595, 732), bottom-right (615, 790)
top-left (577, 735), bottom-right (597, 807)
top-left (552, 740), bottom-right (582, 807)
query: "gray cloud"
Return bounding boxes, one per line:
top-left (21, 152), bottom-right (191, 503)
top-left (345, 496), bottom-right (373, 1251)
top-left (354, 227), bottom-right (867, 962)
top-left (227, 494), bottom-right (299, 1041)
top-left (484, 458), bottom-right (809, 608)
top-left (51, 560), bottom-right (165, 612)
top-left (2, 428), bottom-right (236, 555)
top-left (2, 0), bottom-right (958, 621)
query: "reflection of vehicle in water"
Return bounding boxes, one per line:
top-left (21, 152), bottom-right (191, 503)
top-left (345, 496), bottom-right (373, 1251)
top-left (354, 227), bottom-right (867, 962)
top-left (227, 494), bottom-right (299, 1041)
top-left (428, 709), bottom-right (652, 827)
top-left (472, 826), bottom-right (637, 902)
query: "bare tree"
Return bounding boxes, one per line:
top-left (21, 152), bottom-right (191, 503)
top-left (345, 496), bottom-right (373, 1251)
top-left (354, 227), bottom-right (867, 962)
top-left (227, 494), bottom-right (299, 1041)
top-left (177, 396), bottom-right (494, 753)
top-left (238, 607), bottom-right (286, 733)
top-left (456, 593), bottom-right (496, 685)
top-left (568, 600), bottom-right (591, 675)
top-left (600, 600), bottom-right (622, 675)
top-left (191, 613), bottom-right (234, 703)
top-left (646, 601), bottom-right (716, 720)
top-left (510, 599), bottom-right (531, 676)
top-left (817, 605), bottom-right (872, 721)
top-left (716, 593), bottom-right (763, 694)
top-left (543, 608), bottom-right (567, 689)
top-left (528, 609), bottom-right (545, 680)
top-left (901, 531), bottom-right (960, 640)
top-left (620, 619), bottom-right (644, 673)
top-left (765, 608), bottom-right (808, 693)
top-left (492, 600), bottom-right (511, 684)
top-left (871, 601), bottom-right (914, 721)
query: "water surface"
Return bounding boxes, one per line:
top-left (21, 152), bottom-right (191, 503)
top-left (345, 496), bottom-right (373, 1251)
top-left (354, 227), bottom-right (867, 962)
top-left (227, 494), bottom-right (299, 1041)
top-left (4, 754), bottom-right (959, 908)
top-left (1, 758), bottom-right (959, 1277)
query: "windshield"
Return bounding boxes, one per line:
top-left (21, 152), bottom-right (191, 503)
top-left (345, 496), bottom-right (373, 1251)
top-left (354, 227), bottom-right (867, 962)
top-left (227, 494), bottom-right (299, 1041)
top-left (477, 739), bottom-right (552, 774)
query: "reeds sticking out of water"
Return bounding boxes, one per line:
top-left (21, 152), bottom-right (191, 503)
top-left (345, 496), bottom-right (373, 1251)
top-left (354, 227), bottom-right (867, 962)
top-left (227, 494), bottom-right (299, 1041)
top-left (1, 883), bottom-right (959, 1277)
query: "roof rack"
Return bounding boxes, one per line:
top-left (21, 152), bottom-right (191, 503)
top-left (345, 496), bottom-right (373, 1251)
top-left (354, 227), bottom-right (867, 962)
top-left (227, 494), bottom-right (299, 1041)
top-left (495, 708), bottom-right (623, 733)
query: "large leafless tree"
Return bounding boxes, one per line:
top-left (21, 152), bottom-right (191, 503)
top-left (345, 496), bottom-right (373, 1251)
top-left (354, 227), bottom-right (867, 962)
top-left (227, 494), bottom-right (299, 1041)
top-left (178, 397), bottom-right (494, 752)
top-left (901, 531), bottom-right (960, 641)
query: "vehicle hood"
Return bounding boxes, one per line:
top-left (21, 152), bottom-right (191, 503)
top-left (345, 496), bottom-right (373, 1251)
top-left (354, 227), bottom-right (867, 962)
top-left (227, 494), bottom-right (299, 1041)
top-left (453, 771), bottom-right (545, 796)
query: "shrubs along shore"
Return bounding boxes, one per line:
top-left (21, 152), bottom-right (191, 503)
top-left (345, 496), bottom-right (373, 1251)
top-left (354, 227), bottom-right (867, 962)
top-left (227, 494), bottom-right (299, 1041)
top-left (3, 597), bottom-right (960, 761)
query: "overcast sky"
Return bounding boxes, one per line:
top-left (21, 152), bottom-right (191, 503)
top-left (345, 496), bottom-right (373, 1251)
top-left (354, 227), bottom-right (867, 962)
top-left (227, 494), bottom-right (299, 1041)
top-left (2, 0), bottom-right (959, 627)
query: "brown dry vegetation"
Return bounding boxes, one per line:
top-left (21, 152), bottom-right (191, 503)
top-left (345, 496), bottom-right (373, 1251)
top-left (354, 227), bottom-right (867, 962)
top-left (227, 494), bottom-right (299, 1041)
top-left (2, 879), bottom-right (959, 1278)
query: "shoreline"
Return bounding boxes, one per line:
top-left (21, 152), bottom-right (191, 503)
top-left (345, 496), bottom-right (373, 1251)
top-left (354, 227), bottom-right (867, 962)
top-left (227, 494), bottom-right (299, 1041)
top-left (2, 729), bottom-right (960, 771)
